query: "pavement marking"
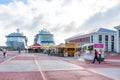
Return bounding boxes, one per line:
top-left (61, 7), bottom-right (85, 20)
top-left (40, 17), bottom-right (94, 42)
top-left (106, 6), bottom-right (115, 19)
top-left (34, 54), bottom-right (47, 80)
top-left (88, 68), bottom-right (120, 80)
top-left (1, 53), bottom-right (119, 80)
top-left (18, 53), bottom-right (34, 56)
top-left (0, 60), bottom-right (38, 72)
top-left (1, 54), bottom-right (19, 64)
top-left (105, 59), bottom-right (120, 62)
top-left (59, 57), bottom-right (120, 80)
top-left (36, 60), bottom-right (83, 71)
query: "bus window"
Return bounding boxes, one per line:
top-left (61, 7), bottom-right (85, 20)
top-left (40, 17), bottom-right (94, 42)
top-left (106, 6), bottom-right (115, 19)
top-left (67, 48), bottom-right (75, 51)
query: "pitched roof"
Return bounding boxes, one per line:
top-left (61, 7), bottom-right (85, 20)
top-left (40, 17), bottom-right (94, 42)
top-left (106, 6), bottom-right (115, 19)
top-left (89, 28), bottom-right (116, 33)
top-left (32, 42), bottom-right (41, 46)
top-left (96, 28), bottom-right (116, 33)
top-left (114, 25), bottom-right (120, 29)
top-left (65, 27), bottom-right (116, 40)
top-left (29, 42), bottom-right (41, 48)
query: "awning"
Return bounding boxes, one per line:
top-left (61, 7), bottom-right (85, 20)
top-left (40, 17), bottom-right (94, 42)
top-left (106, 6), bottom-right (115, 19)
top-left (29, 42), bottom-right (41, 48)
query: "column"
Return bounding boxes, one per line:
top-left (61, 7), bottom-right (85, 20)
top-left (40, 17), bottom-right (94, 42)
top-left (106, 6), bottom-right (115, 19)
top-left (116, 29), bottom-right (120, 53)
top-left (108, 35), bottom-right (111, 52)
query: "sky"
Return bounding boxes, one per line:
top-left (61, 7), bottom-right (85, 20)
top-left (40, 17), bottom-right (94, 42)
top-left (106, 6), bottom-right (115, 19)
top-left (0, 0), bottom-right (120, 46)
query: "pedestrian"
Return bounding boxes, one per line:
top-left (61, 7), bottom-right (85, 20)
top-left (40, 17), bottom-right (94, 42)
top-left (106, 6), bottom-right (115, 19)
top-left (99, 49), bottom-right (104, 61)
top-left (99, 49), bottom-right (103, 61)
top-left (92, 49), bottom-right (100, 64)
top-left (25, 48), bottom-right (27, 53)
top-left (48, 49), bottom-right (51, 55)
top-left (17, 47), bottom-right (21, 53)
top-left (2, 48), bottom-right (7, 58)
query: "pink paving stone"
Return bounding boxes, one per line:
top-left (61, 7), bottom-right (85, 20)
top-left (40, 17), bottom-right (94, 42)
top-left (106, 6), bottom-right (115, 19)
top-left (105, 53), bottom-right (120, 59)
top-left (43, 70), bottom-right (113, 80)
top-left (106, 61), bottom-right (120, 67)
top-left (35, 56), bottom-right (58, 60)
top-left (0, 60), bottom-right (5, 63)
top-left (65, 60), bottom-right (116, 68)
top-left (11, 56), bottom-right (34, 60)
top-left (0, 71), bottom-right (43, 80)
top-left (7, 54), bottom-right (18, 56)
top-left (0, 51), bottom-right (19, 57)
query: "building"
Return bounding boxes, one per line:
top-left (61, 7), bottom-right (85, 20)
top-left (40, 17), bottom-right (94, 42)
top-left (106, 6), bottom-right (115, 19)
top-left (65, 28), bottom-right (116, 52)
top-left (114, 25), bottom-right (120, 53)
top-left (34, 29), bottom-right (55, 46)
top-left (6, 29), bottom-right (27, 50)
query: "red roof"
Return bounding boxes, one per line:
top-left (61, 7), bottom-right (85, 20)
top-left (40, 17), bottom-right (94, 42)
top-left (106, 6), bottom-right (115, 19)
top-left (32, 42), bottom-right (41, 46)
top-left (29, 42), bottom-right (41, 48)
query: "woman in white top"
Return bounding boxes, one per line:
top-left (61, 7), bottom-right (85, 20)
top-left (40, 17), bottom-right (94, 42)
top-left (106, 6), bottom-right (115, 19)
top-left (2, 48), bottom-right (7, 58)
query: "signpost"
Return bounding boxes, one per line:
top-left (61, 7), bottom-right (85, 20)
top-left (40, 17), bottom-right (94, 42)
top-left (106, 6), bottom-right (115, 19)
top-left (94, 44), bottom-right (104, 48)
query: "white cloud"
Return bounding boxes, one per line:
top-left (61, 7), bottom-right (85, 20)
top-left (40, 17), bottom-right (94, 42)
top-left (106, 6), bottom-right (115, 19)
top-left (0, 0), bottom-right (120, 46)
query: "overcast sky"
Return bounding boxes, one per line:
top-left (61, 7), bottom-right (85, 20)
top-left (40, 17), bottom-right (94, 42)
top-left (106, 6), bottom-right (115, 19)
top-left (0, 0), bottom-right (120, 46)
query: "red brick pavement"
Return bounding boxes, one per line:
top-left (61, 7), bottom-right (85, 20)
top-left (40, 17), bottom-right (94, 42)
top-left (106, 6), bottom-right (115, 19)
top-left (11, 56), bottom-right (34, 60)
top-left (106, 61), bottom-right (120, 67)
top-left (35, 56), bottom-right (58, 60)
top-left (0, 60), bottom-right (4, 63)
top-left (43, 70), bottom-right (113, 80)
top-left (65, 60), bottom-right (119, 68)
top-left (66, 53), bottom-right (120, 68)
top-left (0, 51), bottom-right (19, 57)
top-left (0, 51), bottom-right (19, 63)
top-left (0, 52), bottom-right (119, 80)
top-left (0, 71), bottom-right (43, 80)
top-left (105, 53), bottom-right (120, 59)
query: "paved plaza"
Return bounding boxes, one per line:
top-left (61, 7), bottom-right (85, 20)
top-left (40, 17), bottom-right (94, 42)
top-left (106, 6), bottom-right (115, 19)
top-left (0, 51), bottom-right (120, 80)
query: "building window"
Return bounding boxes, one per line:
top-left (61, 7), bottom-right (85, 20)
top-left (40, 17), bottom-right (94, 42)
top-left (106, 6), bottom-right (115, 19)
top-left (119, 30), bottom-right (120, 38)
top-left (105, 35), bottom-right (108, 41)
top-left (99, 41), bottom-right (102, 43)
top-left (111, 36), bottom-right (114, 41)
top-left (99, 35), bottom-right (102, 43)
top-left (105, 42), bottom-right (108, 52)
top-left (91, 35), bottom-right (93, 43)
top-left (111, 42), bottom-right (114, 52)
top-left (87, 37), bottom-right (90, 43)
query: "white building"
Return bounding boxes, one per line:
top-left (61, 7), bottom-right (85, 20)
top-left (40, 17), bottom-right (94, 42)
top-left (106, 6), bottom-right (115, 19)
top-left (65, 28), bottom-right (116, 52)
top-left (114, 25), bottom-right (120, 53)
top-left (6, 29), bottom-right (27, 50)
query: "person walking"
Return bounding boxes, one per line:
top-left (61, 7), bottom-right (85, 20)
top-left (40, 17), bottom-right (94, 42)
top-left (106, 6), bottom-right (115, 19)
top-left (17, 47), bottom-right (21, 54)
top-left (92, 49), bottom-right (100, 64)
top-left (2, 48), bottom-right (7, 58)
top-left (99, 49), bottom-right (103, 61)
top-left (99, 49), bottom-right (105, 61)
top-left (48, 49), bottom-right (51, 55)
